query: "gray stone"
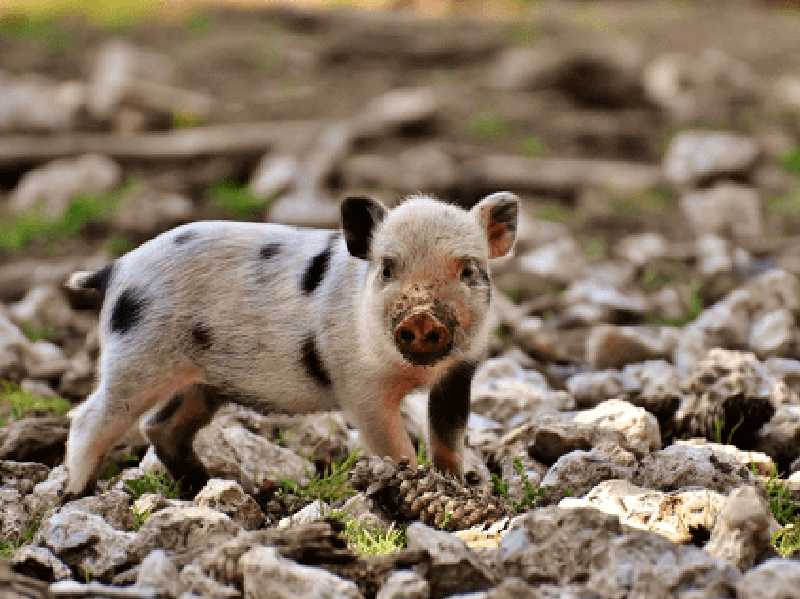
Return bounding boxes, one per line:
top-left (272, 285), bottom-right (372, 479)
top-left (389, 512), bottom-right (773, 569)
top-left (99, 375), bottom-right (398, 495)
top-left (623, 360), bottom-right (683, 422)
top-left (560, 479), bottom-right (725, 545)
top-left (614, 232), bottom-right (669, 267)
top-left (696, 234), bottom-right (733, 276)
top-left (573, 398), bottom-right (661, 456)
top-left (586, 325), bottom-right (679, 370)
top-left (61, 489), bottom-right (134, 532)
top-left (0, 73), bottom-right (85, 133)
top-left (680, 184), bottom-right (762, 239)
top-left (250, 155), bottom-right (298, 200)
top-left (376, 570), bottom-right (430, 599)
top-left (540, 445), bottom-right (636, 505)
top-left (705, 485), bottom-right (778, 571)
top-left (193, 478), bottom-right (264, 531)
top-left (675, 348), bottom-right (781, 443)
top-left (749, 309), bottom-right (797, 359)
top-left (406, 522), bottom-right (497, 598)
top-left (9, 154), bottom-right (122, 221)
top-left (500, 506), bottom-right (622, 586)
top-left (37, 510), bottom-right (135, 581)
top-left (128, 506), bottom-right (242, 563)
top-left (355, 87), bottom-right (439, 139)
top-left (765, 357), bottom-right (800, 395)
top-left (240, 545), bottom-right (363, 599)
top-left (179, 564), bottom-right (239, 599)
top-left (21, 340), bottom-right (71, 380)
top-left (566, 369), bottom-right (640, 409)
top-left (471, 357), bottom-right (572, 423)
top-left (88, 39), bottom-right (175, 120)
top-left (736, 558), bottom-right (800, 599)
top-left (563, 280), bottom-right (649, 314)
top-left (396, 144), bottom-right (457, 193)
top-left (11, 545), bottom-right (72, 582)
top-left (665, 131), bottom-right (761, 188)
top-left (194, 418), bottom-right (311, 495)
top-left (136, 549), bottom-right (184, 599)
top-left (463, 156), bottom-right (662, 198)
top-left (634, 442), bottom-right (753, 494)
top-left (517, 238), bottom-right (586, 283)
top-left (112, 184), bottom-right (193, 235)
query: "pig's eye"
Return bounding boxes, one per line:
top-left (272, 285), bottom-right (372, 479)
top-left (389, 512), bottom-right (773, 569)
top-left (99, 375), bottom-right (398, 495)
top-left (461, 265), bottom-right (474, 279)
top-left (381, 258), bottom-right (396, 280)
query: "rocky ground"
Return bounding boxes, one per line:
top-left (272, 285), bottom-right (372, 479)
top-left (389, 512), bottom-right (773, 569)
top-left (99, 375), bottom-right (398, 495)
top-left (3, 2), bottom-right (800, 598)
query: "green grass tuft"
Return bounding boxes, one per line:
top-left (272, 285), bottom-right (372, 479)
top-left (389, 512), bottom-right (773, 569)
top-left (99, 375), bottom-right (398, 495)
top-left (0, 179), bottom-right (137, 252)
top-left (492, 457), bottom-right (544, 512)
top-left (340, 519), bottom-right (407, 556)
top-left (172, 110), bottom-right (205, 129)
top-left (0, 381), bottom-right (71, 427)
top-left (533, 201), bottom-right (586, 228)
top-left (205, 177), bottom-right (277, 220)
top-left (132, 507), bottom-right (152, 532)
top-left (519, 136), bottom-right (546, 157)
top-left (276, 448), bottom-right (360, 505)
top-left (125, 470), bottom-right (182, 501)
top-left (19, 322), bottom-right (59, 343)
top-left (416, 438), bottom-right (430, 467)
top-left (748, 463), bottom-right (800, 556)
top-left (467, 110), bottom-right (512, 140)
top-left (0, 505), bottom-right (50, 558)
top-left (0, 12), bottom-right (74, 52)
top-left (781, 147), bottom-right (800, 175)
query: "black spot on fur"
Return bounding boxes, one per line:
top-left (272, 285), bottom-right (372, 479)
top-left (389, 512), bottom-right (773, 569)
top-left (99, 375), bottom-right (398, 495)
top-left (83, 263), bottom-right (114, 303)
top-left (259, 243), bottom-right (281, 260)
top-left (174, 231), bottom-right (197, 245)
top-left (300, 234), bottom-right (340, 295)
top-left (110, 287), bottom-right (147, 334)
top-left (341, 196), bottom-right (387, 260)
top-left (191, 323), bottom-right (212, 350)
top-left (301, 335), bottom-right (332, 387)
top-left (429, 361), bottom-right (477, 447)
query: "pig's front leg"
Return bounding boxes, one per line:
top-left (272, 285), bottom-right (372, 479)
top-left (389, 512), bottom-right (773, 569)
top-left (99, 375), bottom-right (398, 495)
top-left (428, 361), bottom-right (477, 478)
top-left (345, 369), bottom-right (421, 467)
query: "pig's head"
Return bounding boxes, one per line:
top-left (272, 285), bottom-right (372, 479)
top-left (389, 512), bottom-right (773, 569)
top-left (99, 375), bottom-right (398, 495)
top-left (342, 192), bottom-right (519, 367)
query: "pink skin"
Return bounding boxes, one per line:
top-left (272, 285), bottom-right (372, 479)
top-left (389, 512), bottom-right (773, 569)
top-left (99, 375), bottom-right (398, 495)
top-left (67, 362), bottom-right (206, 495)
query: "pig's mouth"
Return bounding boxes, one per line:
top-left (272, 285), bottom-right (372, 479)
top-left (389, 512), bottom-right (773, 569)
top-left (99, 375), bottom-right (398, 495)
top-left (392, 304), bottom-right (456, 367)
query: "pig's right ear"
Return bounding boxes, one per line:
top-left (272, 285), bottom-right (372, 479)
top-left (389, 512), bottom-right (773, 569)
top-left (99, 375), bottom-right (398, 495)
top-left (341, 196), bottom-right (388, 260)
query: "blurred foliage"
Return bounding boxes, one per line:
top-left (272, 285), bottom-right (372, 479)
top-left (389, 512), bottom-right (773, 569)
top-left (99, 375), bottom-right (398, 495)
top-left (781, 147), bottom-right (800, 175)
top-left (467, 110), bottom-right (512, 140)
top-left (20, 322), bottom-right (58, 343)
top-left (205, 176), bottom-right (277, 220)
top-left (582, 236), bottom-right (608, 260)
top-left (0, 178), bottom-right (139, 252)
top-left (105, 234), bottom-right (136, 258)
top-left (0, 12), bottom-right (73, 51)
top-left (519, 136), bottom-right (546, 157)
top-left (533, 200), bottom-right (586, 228)
top-left (0, 381), bottom-right (71, 427)
top-left (172, 110), bottom-right (206, 129)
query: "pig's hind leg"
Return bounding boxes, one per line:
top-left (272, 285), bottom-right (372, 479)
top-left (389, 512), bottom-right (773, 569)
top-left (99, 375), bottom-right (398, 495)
top-left (141, 385), bottom-right (221, 498)
top-left (64, 361), bottom-right (206, 499)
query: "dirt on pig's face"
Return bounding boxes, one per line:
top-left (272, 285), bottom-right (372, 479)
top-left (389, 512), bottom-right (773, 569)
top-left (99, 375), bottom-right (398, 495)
top-left (363, 198), bottom-right (493, 367)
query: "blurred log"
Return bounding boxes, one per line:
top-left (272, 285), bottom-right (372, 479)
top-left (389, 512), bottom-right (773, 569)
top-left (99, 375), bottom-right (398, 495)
top-left (463, 155), bottom-right (664, 196)
top-left (0, 121), bottom-right (322, 166)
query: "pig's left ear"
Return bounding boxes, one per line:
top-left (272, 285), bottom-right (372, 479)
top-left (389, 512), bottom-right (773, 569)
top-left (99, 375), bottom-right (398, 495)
top-left (470, 191), bottom-right (519, 259)
top-left (341, 196), bottom-right (388, 260)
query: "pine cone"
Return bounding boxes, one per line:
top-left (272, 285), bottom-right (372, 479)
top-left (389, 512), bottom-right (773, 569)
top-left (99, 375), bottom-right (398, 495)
top-left (350, 456), bottom-right (513, 530)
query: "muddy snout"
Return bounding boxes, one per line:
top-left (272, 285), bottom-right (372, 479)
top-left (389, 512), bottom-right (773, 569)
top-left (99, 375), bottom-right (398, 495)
top-left (393, 305), bottom-right (455, 365)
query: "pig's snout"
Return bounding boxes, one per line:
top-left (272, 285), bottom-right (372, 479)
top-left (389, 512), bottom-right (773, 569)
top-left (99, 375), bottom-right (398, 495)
top-left (393, 307), bottom-right (454, 366)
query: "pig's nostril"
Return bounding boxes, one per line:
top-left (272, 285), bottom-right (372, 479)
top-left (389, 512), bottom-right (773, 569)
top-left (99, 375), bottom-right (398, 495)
top-left (424, 331), bottom-right (440, 345)
top-left (399, 329), bottom-right (415, 344)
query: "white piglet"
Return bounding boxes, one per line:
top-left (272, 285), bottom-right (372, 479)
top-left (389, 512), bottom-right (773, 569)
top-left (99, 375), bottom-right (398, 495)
top-left (63, 192), bottom-right (519, 498)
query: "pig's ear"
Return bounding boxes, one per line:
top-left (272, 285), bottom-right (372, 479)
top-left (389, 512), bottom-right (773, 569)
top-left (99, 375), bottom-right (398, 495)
top-left (341, 196), bottom-right (388, 260)
top-left (471, 191), bottom-right (519, 259)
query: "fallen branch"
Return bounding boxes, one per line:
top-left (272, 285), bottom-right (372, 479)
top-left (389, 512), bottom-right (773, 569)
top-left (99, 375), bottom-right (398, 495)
top-left (0, 121), bottom-right (323, 166)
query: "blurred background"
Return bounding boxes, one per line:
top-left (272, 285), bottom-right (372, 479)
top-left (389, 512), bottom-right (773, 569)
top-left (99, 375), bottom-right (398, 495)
top-left (1, 0), bottom-right (800, 410)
